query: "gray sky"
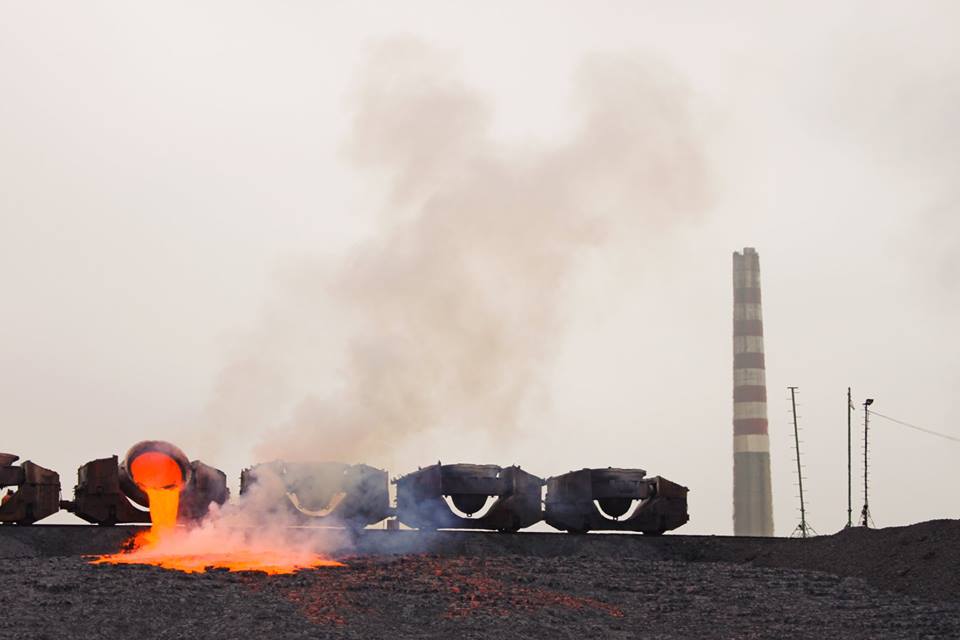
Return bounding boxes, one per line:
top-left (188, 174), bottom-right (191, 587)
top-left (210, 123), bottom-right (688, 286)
top-left (2, 1), bottom-right (958, 534)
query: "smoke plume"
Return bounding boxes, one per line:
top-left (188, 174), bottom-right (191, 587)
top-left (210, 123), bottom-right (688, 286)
top-left (211, 40), bottom-right (711, 465)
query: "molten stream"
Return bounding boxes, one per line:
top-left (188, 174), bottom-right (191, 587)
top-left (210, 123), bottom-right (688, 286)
top-left (93, 451), bottom-right (342, 575)
top-left (130, 452), bottom-right (182, 546)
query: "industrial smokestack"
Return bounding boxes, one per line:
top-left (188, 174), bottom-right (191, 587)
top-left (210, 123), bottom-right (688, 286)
top-left (732, 247), bottom-right (774, 536)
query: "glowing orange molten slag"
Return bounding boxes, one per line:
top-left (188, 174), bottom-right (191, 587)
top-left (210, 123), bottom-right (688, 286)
top-left (130, 451), bottom-right (183, 545)
top-left (93, 446), bottom-right (343, 575)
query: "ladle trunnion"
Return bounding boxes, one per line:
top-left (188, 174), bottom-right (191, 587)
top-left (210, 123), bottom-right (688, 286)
top-left (395, 463), bottom-right (544, 532)
top-left (545, 468), bottom-right (688, 535)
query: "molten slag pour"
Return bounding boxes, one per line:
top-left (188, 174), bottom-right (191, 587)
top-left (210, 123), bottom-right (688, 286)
top-left (92, 445), bottom-right (343, 574)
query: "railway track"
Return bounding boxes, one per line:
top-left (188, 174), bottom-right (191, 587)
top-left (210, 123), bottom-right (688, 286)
top-left (1, 522), bottom-right (804, 561)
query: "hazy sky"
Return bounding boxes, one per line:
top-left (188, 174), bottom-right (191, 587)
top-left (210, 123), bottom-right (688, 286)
top-left (2, 2), bottom-right (958, 534)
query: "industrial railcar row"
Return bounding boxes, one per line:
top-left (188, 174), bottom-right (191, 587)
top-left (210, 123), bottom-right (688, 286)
top-left (0, 441), bottom-right (689, 534)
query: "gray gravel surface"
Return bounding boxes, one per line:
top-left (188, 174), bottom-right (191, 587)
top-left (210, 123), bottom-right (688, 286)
top-left (2, 553), bottom-right (959, 639)
top-left (736, 520), bottom-right (960, 603)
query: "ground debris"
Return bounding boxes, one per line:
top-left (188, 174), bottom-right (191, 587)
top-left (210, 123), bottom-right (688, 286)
top-left (4, 519), bottom-right (960, 638)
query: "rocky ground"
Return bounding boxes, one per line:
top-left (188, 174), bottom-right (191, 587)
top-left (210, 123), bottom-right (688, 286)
top-left (2, 521), bottom-right (959, 639)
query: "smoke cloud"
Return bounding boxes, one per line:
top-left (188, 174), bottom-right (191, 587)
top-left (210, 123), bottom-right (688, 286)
top-left (207, 40), bottom-right (711, 466)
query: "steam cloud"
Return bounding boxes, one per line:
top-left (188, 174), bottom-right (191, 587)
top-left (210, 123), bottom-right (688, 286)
top-left (206, 40), bottom-right (711, 466)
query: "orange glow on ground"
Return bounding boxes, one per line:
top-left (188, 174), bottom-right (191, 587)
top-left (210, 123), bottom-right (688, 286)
top-left (93, 450), bottom-right (343, 575)
top-left (92, 526), bottom-right (346, 575)
top-left (93, 541), bottom-right (345, 574)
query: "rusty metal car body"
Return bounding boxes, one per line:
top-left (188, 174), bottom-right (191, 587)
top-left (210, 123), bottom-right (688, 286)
top-left (63, 456), bottom-right (152, 525)
top-left (394, 463), bottom-right (544, 532)
top-left (240, 460), bottom-right (390, 528)
top-left (545, 467), bottom-right (688, 534)
top-left (0, 453), bottom-right (61, 524)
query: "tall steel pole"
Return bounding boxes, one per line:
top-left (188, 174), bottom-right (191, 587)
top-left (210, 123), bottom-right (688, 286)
top-left (789, 386), bottom-right (808, 537)
top-left (847, 387), bottom-right (852, 528)
top-left (859, 398), bottom-right (874, 527)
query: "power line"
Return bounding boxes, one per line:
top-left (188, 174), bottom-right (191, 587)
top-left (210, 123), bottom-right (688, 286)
top-left (870, 411), bottom-right (960, 444)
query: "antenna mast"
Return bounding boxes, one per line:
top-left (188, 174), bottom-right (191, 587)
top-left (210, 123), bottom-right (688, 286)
top-left (789, 386), bottom-right (815, 538)
top-left (847, 387), bottom-right (853, 528)
top-left (859, 398), bottom-right (875, 527)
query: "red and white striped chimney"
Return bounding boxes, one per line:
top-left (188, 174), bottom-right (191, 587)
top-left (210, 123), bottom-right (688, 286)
top-left (732, 247), bottom-right (774, 536)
